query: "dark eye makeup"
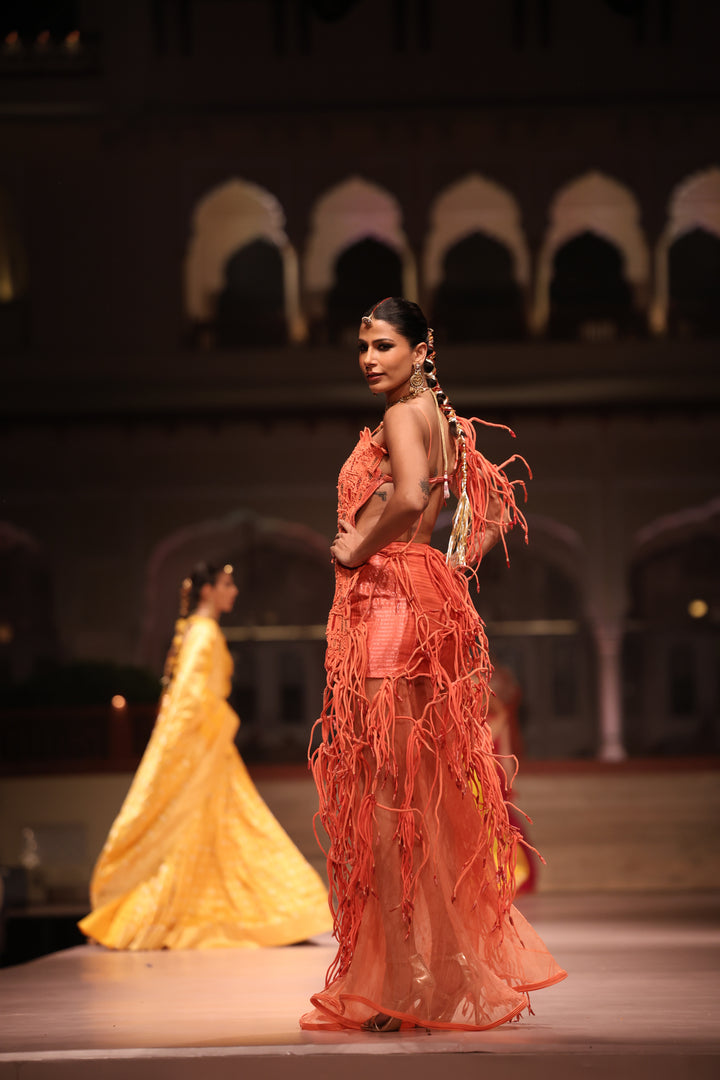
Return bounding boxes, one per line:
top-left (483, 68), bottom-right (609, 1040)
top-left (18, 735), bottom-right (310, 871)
top-left (358, 339), bottom-right (394, 352)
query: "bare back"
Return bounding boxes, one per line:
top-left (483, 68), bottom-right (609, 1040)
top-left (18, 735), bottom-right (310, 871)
top-left (356, 391), bottom-right (456, 546)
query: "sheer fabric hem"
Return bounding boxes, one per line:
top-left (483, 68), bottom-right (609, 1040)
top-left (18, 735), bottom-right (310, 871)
top-left (300, 991), bottom-right (532, 1032)
top-left (307, 541), bottom-right (566, 1031)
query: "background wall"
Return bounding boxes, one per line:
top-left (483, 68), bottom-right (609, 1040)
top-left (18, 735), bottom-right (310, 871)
top-left (1, 0), bottom-right (719, 775)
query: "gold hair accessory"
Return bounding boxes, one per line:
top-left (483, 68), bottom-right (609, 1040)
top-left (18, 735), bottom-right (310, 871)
top-left (361, 315), bottom-right (373, 327)
top-left (179, 577), bottom-right (192, 618)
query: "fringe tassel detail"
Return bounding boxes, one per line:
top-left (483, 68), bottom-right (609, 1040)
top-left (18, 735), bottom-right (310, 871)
top-left (446, 417), bottom-right (531, 573)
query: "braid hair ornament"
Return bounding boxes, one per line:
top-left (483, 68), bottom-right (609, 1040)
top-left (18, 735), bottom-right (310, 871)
top-left (423, 326), bottom-right (463, 506)
top-left (423, 328), bottom-right (529, 571)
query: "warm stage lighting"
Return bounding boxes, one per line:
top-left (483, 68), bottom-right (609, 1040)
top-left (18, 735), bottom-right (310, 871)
top-left (0, 624), bottom-right (14, 644)
top-left (688, 599), bottom-right (708, 619)
top-left (111, 694), bottom-right (127, 709)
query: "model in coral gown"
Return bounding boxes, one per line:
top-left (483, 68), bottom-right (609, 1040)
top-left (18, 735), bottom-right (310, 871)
top-left (300, 298), bottom-right (566, 1032)
top-left (79, 564), bottom-right (331, 950)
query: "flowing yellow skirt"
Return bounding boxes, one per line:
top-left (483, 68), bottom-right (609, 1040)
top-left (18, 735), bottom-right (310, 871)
top-left (79, 695), bottom-right (331, 950)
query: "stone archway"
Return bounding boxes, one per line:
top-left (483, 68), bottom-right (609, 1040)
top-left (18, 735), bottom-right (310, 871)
top-left (140, 510), bottom-right (334, 761)
top-left (0, 186), bottom-right (30, 351)
top-left (651, 167), bottom-right (720, 335)
top-left (184, 179), bottom-right (305, 345)
top-left (534, 171), bottom-right (649, 335)
top-left (627, 497), bottom-right (720, 754)
top-left (304, 177), bottom-right (416, 335)
top-left (424, 174), bottom-right (530, 290)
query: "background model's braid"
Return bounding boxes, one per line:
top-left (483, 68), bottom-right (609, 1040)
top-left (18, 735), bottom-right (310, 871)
top-left (160, 577), bottom-right (192, 690)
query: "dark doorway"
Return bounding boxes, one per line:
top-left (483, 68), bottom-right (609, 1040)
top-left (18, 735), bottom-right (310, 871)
top-left (548, 231), bottom-right (641, 340)
top-left (215, 239), bottom-right (286, 347)
top-left (433, 232), bottom-right (526, 341)
top-left (326, 238), bottom-right (403, 343)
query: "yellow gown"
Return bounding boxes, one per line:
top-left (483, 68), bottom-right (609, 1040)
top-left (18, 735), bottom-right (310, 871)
top-left (78, 615), bottom-right (331, 949)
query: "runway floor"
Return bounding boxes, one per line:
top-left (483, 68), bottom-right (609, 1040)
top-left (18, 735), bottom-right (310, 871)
top-left (1, 892), bottom-right (718, 1079)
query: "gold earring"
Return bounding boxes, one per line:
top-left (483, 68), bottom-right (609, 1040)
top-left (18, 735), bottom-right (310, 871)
top-left (409, 363), bottom-right (424, 395)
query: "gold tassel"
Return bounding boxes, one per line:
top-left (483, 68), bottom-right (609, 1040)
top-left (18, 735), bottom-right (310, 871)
top-left (446, 489), bottom-right (472, 569)
top-left (446, 434), bottom-right (471, 568)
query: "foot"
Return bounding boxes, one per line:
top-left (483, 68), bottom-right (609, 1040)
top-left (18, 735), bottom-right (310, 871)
top-left (361, 1012), bottom-right (403, 1032)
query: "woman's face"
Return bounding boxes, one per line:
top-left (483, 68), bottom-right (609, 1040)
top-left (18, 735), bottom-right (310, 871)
top-left (358, 319), bottom-right (426, 400)
top-left (210, 572), bottom-right (238, 614)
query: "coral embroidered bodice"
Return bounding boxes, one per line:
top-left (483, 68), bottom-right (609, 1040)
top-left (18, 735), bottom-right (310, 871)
top-left (336, 427), bottom-right (388, 526)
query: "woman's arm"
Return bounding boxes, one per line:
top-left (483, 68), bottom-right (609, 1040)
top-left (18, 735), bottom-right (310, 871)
top-left (331, 403), bottom-right (430, 567)
top-left (479, 490), bottom-right (509, 556)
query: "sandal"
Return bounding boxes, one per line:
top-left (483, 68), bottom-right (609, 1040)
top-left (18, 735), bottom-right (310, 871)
top-left (361, 1012), bottom-right (403, 1032)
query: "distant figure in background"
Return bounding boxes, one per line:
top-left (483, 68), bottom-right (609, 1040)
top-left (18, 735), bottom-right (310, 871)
top-left (485, 666), bottom-right (537, 894)
top-left (78, 563), bottom-right (331, 950)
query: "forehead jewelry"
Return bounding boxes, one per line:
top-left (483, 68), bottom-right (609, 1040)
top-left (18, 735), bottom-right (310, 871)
top-left (361, 298), bottom-right (391, 328)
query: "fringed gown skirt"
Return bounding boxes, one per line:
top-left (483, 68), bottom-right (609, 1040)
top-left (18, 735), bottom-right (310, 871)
top-left (301, 542), bottom-right (566, 1031)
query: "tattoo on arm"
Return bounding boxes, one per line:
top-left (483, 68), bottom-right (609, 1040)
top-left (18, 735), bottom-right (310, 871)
top-left (419, 479), bottom-right (430, 500)
top-left (376, 490), bottom-right (388, 502)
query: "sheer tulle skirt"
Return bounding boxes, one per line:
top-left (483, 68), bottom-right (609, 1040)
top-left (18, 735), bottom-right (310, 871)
top-left (301, 543), bottom-right (565, 1031)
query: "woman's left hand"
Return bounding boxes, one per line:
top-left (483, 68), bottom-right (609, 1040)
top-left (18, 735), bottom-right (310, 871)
top-left (331, 519), bottom-right (365, 567)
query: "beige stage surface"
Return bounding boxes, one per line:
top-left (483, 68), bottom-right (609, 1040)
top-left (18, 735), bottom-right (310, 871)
top-left (1, 893), bottom-right (718, 1079)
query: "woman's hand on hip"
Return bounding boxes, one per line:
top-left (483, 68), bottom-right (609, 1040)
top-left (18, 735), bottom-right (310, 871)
top-left (331, 519), bottom-right (365, 567)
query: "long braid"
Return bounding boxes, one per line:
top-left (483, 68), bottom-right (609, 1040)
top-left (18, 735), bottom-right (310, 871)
top-left (160, 577), bottom-right (192, 691)
top-left (422, 327), bottom-right (469, 545)
top-left (361, 298), bottom-right (527, 572)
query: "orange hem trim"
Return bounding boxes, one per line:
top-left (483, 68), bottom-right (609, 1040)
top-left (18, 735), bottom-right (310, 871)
top-left (513, 969), bottom-right (568, 992)
top-left (302, 991), bottom-right (530, 1033)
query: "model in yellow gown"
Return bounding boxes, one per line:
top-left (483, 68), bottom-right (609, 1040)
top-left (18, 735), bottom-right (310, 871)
top-left (79, 564), bottom-right (331, 950)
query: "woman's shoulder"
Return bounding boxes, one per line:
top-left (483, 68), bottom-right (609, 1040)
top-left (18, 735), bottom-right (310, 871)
top-left (185, 615), bottom-right (221, 643)
top-left (383, 394), bottom-right (434, 430)
top-left (383, 394), bottom-right (440, 454)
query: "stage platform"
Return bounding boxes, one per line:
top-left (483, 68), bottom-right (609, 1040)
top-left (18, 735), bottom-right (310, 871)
top-left (1, 892), bottom-right (718, 1079)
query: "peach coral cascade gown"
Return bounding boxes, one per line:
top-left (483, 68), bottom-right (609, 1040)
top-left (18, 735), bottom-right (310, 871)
top-left (79, 616), bottom-right (331, 950)
top-left (300, 419), bottom-right (566, 1031)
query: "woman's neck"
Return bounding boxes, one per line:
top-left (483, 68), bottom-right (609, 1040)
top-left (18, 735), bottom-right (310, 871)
top-left (193, 602), bottom-right (217, 620)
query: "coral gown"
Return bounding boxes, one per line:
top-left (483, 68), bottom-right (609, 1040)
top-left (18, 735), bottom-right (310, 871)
top-left (300, 420), bottom-right (566, 1031)
top-left (79, 615), bottom-right (331, 950)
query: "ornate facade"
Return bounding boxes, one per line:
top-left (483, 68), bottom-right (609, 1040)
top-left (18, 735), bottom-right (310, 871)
top-left (1, 0), bottom-right (719, 761)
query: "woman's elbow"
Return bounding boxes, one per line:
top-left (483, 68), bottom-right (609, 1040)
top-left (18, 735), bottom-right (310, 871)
top-left (396, 486), bottom-right (429, 515)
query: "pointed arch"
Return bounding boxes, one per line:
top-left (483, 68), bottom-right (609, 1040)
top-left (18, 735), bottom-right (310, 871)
top-left (304, 177), bottom-right (416, 330)
top-left (534, 172), bottom-right (649, 334)
top-left (184, 179), bottom-right (305, 344)
top-left (627, 497), bottom-right (720, 755)
top-left (652, 167), bottom-right (720, 335)
top-left (0, 186), bottom-right (30, 351)
top-left (140, 509), bottom-right (332, 673)
top-left (139, 510), bottom-right (333, 756)
top-left (424, 174), bottom-right (530, 291)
